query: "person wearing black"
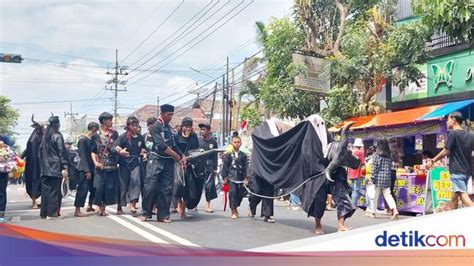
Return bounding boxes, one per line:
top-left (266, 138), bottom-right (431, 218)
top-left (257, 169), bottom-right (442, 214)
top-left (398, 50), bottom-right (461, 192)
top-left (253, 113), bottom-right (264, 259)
top-left (65, 138), bottom-right (80, 192)
top-left (428, 111), bottom-right (474, 209)
top-left (140, 104), bottom-right (186, 223)
top-left (22, 118), bottom-right (44, 209)
top-left (91, 112), bottom-right (119, 216)
top-left (115, 117), bottom-right (147, 214)
top-left (221, 136), bottom-right (248, 219)
top-left (39, 116), bottom-right (68, 219)
top-left (73, 122), bottom-right (99, 217)
top-left (141, 117), bottom-right (157, 197)
top-left (198, 123), bottom-right (218, 213)
top-left (171, 117), bottom-right (200, 219)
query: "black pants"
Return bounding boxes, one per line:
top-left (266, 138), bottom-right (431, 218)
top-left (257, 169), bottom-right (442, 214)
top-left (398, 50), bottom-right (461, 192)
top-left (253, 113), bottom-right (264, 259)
top-left (119, 165), bottom-right (141, 206)
top-left (88, 174), bottom-right (96, 207)
top-left (310, 179), bottom-right (356, 220)
top-left (248, 175), bottom-right (274, 217)
top-left (383, 170), bottom-right (397, 209)
top-left (40, 175), bottom-right (62, 217)
top-left (204, 171), bottom-right (217, 202)
top-left (0, 173), bottom-right (8, 216)
top-left (229, 180), bottom-right (245, 209)
top-left (74, 171), bottom-right (94, 208)
top-left (93, 170), bottom-right (119, 206)
top-left (142, 157), bottom-right (174, 220)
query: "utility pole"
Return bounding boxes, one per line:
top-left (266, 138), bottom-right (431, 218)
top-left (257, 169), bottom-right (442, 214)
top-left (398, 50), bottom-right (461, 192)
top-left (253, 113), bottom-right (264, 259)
top-left (230, 67), bottom-right (235, 131)
top-left (236, 57), bottom-right (247, 130)
top-left (221, 75), bottom-right (226, 146)
top-left (226, 56), bottom-right (230, 138)
top-left (156, 96), bottom-right (160, 117)
top-left (210, 82), bottom-right (217, 125)
top-left (64, 103), bottom-right (78, 139)
top-left (105, 49), bottom-right (128, 125)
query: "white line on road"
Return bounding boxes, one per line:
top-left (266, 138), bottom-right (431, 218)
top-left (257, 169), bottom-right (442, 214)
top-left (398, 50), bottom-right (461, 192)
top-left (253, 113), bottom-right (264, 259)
top-left (105, 214), bottom-right (169, 244)
top-left (121, 214), bottom-right (199, 247)
top-left (7, 206), bottom-right (75, 214)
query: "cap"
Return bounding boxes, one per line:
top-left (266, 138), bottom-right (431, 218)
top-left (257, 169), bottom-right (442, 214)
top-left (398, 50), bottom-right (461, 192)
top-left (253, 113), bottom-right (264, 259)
top-left (353, 138), bottom-right (364, 147)
top-left (181, 117), bottom-right (193, 126)
top-left (198, 123), bottom-right (211, 130)
top-left (160, 104), bottom-right (174, 113)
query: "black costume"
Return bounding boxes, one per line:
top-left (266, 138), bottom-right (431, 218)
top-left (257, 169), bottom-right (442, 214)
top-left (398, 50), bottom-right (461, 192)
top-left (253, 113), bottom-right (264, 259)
top-left (91, 129), bottom-right (119, 206)
top-left (172, 131), bottom-right (202, 210)
top-left (74, 135), bottom-right (95, 208)
top-left (221, 151), bottom-right (248, 209)
top-left (141, 117), bottom-right (182, 220)
top-left (66, 147), bottom-right (80, 191)
top-left (115, 132), bottom-right (146, 206)
top-left (22, 128), bottom-right (42, 200)
top-left (198, 136), bottom-right (218, 202)
top-left (39, 123), bottom-right (68, 218)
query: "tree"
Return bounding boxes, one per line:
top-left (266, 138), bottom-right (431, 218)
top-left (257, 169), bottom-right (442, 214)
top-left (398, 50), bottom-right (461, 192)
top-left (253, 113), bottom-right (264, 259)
top-left (413, 0), bottom-right (474, 44)
top-left (257, 17), bottom-right (320, 120)
top-left (0, 95), bottom-right (19, 136)
top-left (320, 85), bottom-right (357, 126)
top-left (327, 1), bottom-right (431, 116)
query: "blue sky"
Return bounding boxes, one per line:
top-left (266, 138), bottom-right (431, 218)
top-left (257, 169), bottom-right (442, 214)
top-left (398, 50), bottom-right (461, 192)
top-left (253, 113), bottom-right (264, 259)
top-left (0, 0), bottom-right (292, 148)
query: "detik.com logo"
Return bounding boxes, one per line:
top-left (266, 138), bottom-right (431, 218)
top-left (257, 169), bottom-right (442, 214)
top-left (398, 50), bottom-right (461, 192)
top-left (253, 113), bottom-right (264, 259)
top-left (375, 231), bottom-right (466, 247)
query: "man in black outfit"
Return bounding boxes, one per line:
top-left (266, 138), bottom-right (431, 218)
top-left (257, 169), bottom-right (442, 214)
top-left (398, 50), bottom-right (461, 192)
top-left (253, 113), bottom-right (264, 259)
top-left (428, 111), bottom-right (474, 209)
top-left (198, 123), bottom-right (219, 213)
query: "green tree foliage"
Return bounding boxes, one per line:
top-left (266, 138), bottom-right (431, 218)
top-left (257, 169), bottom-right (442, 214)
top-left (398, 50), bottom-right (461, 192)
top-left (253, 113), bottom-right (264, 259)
top-left (240, 106), bottom-right (263, 128)
top-left (320, 85), bottom-right (357, 126)
top-left (413, 0), bottom-right (474, 44)
top-left (0, 96), bottom-right (19, 136)
top-left (258, 17), bottom-right (320, 120)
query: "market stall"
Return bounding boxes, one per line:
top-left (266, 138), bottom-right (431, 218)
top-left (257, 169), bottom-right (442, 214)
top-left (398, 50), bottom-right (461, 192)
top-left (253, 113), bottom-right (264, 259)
top-left (330, 99), bottom-right (474, 214)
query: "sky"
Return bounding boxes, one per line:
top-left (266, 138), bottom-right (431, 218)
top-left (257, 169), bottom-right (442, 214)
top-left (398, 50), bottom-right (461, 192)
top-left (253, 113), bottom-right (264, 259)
top-left (0, 0), bottom-right (292, 149)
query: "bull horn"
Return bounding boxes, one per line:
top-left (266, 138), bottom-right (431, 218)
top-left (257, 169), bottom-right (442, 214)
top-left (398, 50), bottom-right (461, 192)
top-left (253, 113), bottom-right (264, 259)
top-left (339, 121), bottom-right (355, 147)
top-left (51, 112), bottom-right (55, 116)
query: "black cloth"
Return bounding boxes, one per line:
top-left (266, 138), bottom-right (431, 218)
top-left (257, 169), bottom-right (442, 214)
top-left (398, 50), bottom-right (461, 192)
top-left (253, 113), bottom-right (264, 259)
top-left (445, 129), bottom-right (474, 175)
top-left (93, 170), bottom-right (118, 206)
top-left (91, 129), bottom-right (119, 206)
top-left (198, 137), bottom-right (218, 172)
top-left (66, 148), bottom-right (80, 190)
top-left (204, 171), bottom-right (217, 202)
top-left (150, 121), bottom-right (182, 157)
top-left (115, 133), bottom-right (146, 170)
top-left (40, 176), bottom-right (61, 217)
top-left (88, 175), bottom-right (96, 207)
top-left (118, 164), bottom-right (141, 205)
top-left (74, 171), bottom-right (93, 208)
top-left (229, 181), bottom-right (245, 209)
top-left (22, 132), bottom-right (42, 199)
top-left (221, 151), bottom-right (247, 181)
top-left (172, 132), bottom-right (202, 209)
top-left (309, 168), bottom-right (356, 219)
top-left (0, 173), bottom-right (7, 215)
top-left (77, 136), bottom-right (94, 173)
top-left (39, 132), bottom-right (68, 178)
top-left (250, 120), bottom-right (332, 217)
top-left (248, 174), bottom-right (274, 217)
top-left (142, 155), bottom-right (175, 219)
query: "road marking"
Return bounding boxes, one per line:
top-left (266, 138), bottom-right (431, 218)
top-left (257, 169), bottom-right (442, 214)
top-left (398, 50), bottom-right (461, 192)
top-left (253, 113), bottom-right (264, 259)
top-left (6, 206), bottom-right (75, 214)
top-left (105, 214), bottom-right (169, 244)
top-left (121, 214), bottom-right (199, 247)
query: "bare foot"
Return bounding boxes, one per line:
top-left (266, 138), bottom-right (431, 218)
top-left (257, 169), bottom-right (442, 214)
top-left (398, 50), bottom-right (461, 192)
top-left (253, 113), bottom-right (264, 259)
top-left (366, 212), bottom-right (376, 218)
top-left (74, 212), bottom-right (88, 217)
top-left (139, 216), bottom-right (148, 222)
top-left (32, 203), bottom-right (38, 209)
top-left (338, 226), bottom-right (352, 232)
top-left (86, 206), bottom-right (95, 212)
top-left (230, 214), bottom-right (238, 219)
top-left (314, 229), bottom-right (324, 235)
top-left (180, 212), bottom-right (188, 219)
top-left (158, 218), bottom-right (171, 223)
top-left (390, 213), bottom-right (399, 220)
top-left (205, 208), bottom-right (214, 213)
top-left (116, 210), bottom-right (125, 215)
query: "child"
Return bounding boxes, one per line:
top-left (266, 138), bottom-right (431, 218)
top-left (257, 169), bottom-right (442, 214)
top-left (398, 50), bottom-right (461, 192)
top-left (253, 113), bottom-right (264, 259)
top-left (221, 136), bottom-right (248, 219)
top-left (0, 141), bottom-right (16, 222)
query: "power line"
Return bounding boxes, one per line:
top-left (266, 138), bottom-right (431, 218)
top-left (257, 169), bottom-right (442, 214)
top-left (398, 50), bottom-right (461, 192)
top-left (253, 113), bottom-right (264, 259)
top-left (126, 0), bottom-right (254, 87)
top-left (125, 0), bottom-right (223, 73)
top-left (120, 0), bottom-right (185, 64)
top-left (10, 97), bottom-right (112, 105)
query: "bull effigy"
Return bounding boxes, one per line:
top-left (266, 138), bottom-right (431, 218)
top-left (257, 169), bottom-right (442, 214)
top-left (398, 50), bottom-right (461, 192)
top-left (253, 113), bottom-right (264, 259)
top-left (249, 115), bottom-right (360, 234)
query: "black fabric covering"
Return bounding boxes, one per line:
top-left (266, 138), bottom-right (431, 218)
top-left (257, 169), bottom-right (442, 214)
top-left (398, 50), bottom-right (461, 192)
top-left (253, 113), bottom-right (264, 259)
top-left (250, 120), bottom-right (331, 217)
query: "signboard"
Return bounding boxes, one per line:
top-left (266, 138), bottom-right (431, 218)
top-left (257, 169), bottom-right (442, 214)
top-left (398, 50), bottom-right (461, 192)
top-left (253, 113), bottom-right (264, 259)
top-left (430, 166), bottom-right (453, 213)
top-left (292, 53), bottom-right (330, 94)
top-left (391, 64), bottom-right (428, 102)
top-left (428, 50), bottom-right (474, 97)
top-left (370, 174), bottom-right (426, 213)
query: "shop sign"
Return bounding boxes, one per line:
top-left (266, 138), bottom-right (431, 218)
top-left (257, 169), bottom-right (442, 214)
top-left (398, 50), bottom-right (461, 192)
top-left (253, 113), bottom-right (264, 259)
top-left (430, 166), bottom-right (453, 213)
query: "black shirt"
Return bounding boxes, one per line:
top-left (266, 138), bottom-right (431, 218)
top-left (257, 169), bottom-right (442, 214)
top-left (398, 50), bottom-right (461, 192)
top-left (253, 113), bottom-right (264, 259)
top-left (174, 132), bottom-right (199, 156)
top-left (77, 136), bottom-right (94, 173)
top-left (115, 133), bottom-right (146, 169)
top-left (198, 136), bottom-right (218, 172)
top-left (445, 129), bottom-right (474, 175)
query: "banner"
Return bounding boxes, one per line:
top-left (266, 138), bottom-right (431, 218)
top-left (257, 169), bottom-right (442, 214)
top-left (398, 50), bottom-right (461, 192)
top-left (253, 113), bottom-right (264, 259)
top-left (430, 167), bottom-right (453, 213)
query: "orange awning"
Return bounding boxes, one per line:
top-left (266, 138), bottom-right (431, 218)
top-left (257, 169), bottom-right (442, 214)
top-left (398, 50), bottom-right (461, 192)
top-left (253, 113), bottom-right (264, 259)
top-left (329, 104), bottom-right (442, 132)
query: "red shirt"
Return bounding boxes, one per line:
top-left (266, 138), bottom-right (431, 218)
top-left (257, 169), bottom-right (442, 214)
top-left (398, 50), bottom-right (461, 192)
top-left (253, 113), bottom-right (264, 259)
top-left (348, 149), bottom-right (365, 179)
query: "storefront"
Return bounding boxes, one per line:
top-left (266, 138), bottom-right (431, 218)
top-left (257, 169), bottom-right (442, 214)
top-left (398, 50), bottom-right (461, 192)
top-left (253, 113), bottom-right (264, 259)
top-left (330, 99), bottom-right (474, 214)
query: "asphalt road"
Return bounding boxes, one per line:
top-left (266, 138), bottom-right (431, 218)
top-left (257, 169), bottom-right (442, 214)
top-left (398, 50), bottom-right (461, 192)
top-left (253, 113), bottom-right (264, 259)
top-left (3, 184), bottom-right (412, 250)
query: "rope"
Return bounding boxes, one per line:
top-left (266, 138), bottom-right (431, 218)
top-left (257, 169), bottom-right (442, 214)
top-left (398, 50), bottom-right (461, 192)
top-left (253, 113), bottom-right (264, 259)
top-left (228, 172), bottom-right (326, 200)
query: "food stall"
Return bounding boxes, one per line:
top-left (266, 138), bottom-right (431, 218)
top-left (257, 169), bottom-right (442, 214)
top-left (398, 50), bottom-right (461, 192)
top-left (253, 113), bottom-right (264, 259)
top-left (330, 99), bottom-right (474, 214)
